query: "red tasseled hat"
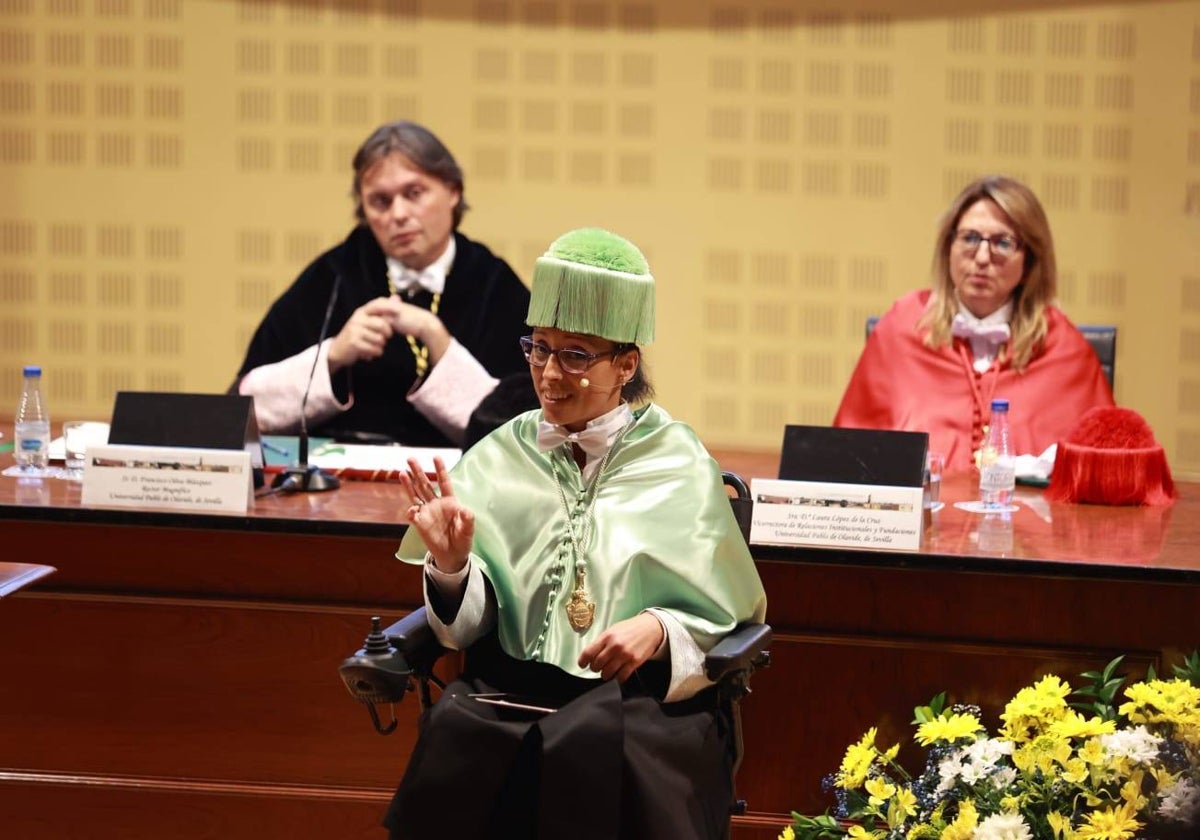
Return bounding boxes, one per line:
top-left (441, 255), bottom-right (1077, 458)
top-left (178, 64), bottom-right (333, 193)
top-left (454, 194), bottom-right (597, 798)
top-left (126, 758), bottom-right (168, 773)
top-left (1044, 407), bottom-right (1177, 506)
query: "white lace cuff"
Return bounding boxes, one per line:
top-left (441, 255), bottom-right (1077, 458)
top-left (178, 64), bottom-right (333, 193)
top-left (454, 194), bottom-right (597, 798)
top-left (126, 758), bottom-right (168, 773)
top-left (238, 340), bottom-right (347, 433)
top-left (423, 553), bottom-right (494, 651)
top-left (643, 608), bottom-right (713, 703)
top-left (407, 339), bottom-right (499, 446)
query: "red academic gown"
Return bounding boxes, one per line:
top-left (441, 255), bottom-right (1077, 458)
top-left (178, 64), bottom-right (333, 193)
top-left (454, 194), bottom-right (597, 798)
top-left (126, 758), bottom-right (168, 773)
top-left (833, 290), bottom-right (1115, 474)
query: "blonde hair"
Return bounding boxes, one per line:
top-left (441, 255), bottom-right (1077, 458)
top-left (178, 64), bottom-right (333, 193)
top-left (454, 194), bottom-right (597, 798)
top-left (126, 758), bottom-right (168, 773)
top-left (919, 175), bottom-right (1057, 371)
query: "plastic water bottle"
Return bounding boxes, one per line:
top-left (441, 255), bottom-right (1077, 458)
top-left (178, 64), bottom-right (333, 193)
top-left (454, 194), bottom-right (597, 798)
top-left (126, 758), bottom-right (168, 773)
top-left (14, 365), bottom-right (50, 471)
top-left (979, 398), bottom-right (1014, 507)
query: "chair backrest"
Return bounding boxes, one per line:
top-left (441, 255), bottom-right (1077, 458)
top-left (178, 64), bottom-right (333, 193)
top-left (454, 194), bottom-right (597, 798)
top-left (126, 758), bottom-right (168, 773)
top-left (722, 471), bottom-right (752, 543)
top-left (863, 317), bottom-right (1116, 389)
top-left (1078, 325), bottom-right (1116, 390)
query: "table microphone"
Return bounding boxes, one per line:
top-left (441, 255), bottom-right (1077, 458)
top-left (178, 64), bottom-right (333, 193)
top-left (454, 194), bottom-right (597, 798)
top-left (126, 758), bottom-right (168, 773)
top-left (273, 265), bottom-right (343, 493)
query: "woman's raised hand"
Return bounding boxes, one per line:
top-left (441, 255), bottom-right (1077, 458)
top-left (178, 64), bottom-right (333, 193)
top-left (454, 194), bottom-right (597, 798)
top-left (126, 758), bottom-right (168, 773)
top-left (400, 456), bottom-right (474, 574)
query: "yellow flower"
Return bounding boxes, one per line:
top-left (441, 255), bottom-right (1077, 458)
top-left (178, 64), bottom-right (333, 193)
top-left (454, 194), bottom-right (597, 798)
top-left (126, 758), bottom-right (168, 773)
top-left (1048, 710), bottom-right (1116, 740)
top-left (1149, 764), bottom-right (1179, 790)
top-left (915, 712), bottom-right (982, 746)
top-left (1047, 811), bottom-right (1075, 840)
top-left (1119, 771), bottom-right (1148, 811)
top-left (1061, 756), bottom-right (1090, 785)
top-left (778, 827), bottom-right (796, 840)
top-left (892, 787), bottom-right (918, 821)
top-left (886, 789), bottom-right (916, 828)
top-left (838, 728), bottom-right (879, 789)
top-left (1120, 679), bottom-right (1200, 731)
top-left (848, 825), bottom-right (886, 840)
top-left (1078, 737), bottom-right (1107, 765)
top-left (1000, 675), bottom-right (1072, 741)
top-left (941, 800), bottom-right (977, 840)
top-left (1016, 733), bottom-right (1072, 775)
top-left (866, 776), bottom-right (896, 806)
top-left (1032, 674), bottom-right (1073, 702)
top-left (906, 823), bottom-right (938, 840)
top-left (1074, 801), bottom-right (1143, 840)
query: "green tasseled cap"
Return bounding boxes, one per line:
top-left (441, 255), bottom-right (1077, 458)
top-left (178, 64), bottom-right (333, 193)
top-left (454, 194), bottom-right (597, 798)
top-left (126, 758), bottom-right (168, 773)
top-left (527, 228), bottom-right (655, 345)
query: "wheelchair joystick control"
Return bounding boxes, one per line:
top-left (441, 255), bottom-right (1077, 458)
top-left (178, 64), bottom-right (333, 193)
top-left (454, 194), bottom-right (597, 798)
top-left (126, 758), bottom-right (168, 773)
top-left (338, 615), bottom-right (414, 735)
top-left (362, 616), bottom-right (392, 654)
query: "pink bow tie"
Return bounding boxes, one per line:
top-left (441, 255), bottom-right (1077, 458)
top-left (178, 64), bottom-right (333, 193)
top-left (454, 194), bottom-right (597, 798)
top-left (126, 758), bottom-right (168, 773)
top-left (951, 314), bottom-right (1010, 359)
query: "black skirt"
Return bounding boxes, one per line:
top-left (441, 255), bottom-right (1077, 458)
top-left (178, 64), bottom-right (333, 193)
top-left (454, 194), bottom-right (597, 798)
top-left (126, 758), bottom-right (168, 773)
top-left (383, 635), bottom-right (734, 840)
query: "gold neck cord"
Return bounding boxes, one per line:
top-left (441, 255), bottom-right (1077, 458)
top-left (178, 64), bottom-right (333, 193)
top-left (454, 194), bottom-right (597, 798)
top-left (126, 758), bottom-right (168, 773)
top-left (387, 273), bottom-right (441, 379)
top-left (550, 427), bottom-right (626, 632)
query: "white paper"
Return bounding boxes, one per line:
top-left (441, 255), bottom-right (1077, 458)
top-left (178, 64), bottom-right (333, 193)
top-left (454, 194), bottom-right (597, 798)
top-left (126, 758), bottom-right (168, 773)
top-left (749, 478), bottom-right (924, 551)
top-left (307, 441), bottom-right (461, 474)
top-left (81, 444), bottom-right (252, 514)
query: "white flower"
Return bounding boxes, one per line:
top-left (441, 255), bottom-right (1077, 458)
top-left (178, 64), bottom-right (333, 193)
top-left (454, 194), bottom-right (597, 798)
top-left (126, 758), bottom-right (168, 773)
top-left (965, 738), bottom-right (1012, 767)
top-left (974, 812), bottom-right (1033, 840)
top-left (1157, 777), bottom-right (1200, 825)
top-left (989, 766), bottom-right (1018, 791)
top-left (960, 761), bottom-right (988, 784)
top-left (935, 753), bottom-right (964, 796)
top-left (1100, 725), bottom-right (1162, 764)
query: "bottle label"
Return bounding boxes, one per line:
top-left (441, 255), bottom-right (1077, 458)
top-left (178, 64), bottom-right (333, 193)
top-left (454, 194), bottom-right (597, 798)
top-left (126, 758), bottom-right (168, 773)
top-left (19, 439), bottom-right (44, 453)
top-left (978, 445), bottom-right (997, 469)
top-left (980, 460), bottom-right (1015, 492)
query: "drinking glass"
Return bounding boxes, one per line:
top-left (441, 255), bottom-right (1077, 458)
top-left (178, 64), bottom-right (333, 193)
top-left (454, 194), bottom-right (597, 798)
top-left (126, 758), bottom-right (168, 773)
top-left (923, 451), bottom-right (945, 510)
top-left (62, 420), bottom-right (89, 479)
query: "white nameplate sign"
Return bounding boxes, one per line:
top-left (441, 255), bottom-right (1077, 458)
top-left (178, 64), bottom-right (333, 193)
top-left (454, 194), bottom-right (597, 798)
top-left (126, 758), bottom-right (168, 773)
top-left (749, 478), bottom-right (923, 551)
top-left (82, 444), bottom-right (253, 514)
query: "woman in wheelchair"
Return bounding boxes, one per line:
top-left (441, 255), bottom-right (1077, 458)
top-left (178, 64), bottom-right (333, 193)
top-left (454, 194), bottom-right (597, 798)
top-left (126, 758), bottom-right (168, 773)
top-left (385, 228), bottom-right (767, 839)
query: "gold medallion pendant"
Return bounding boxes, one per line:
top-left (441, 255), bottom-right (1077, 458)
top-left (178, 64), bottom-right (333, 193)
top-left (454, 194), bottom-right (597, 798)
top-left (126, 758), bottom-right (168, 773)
top-left (565, 568), bottom-right (595, 631)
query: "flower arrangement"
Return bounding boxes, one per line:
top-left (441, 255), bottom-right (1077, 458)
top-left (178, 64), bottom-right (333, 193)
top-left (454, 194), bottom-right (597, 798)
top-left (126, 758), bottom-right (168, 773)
top-left (783, 653), bottom-right (1200, 840)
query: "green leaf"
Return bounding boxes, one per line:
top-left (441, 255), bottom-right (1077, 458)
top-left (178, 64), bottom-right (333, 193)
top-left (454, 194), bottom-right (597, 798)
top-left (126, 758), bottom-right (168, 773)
top-left (912, 692), bottom-right (947, 725)
top-left (791, 811), bottom-right (847, 840)
top-left (1071, 655), bottom-right (1128, 721)
top-left (1171, 650), bottom-right (1200, 686)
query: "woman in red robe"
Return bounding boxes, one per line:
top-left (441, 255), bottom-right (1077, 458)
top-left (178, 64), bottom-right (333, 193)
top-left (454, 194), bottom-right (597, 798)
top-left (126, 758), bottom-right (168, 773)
top-left (834, 176), bottom-right (1114, 474)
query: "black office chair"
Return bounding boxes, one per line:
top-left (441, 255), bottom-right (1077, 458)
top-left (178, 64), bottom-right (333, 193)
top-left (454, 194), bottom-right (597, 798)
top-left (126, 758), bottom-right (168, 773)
top-left (864, 316), bottom-right (1117, 389)
top-left (340, 471), bottom-right (771, 818)
top-left (1077, 325), bottom-right (1116, 390)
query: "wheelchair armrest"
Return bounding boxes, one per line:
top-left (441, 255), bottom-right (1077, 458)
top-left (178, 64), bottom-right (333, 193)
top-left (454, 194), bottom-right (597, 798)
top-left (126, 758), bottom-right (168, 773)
top-left (704, 622), bottom-right (772, 683)
top-left (382, 606), bottom-right (446, 675)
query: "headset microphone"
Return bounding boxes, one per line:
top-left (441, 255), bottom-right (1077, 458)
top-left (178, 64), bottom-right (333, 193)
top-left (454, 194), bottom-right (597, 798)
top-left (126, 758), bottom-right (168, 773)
top-left (578, 377), bottom-right (627, 392)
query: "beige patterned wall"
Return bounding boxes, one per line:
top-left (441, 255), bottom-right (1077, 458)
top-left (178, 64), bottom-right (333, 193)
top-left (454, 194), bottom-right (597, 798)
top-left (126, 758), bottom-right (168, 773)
top-left (2, 0), bottom-right (1199, 475)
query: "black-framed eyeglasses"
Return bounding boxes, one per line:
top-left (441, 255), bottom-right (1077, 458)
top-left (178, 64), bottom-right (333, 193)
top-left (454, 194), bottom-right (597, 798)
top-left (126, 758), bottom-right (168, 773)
top-left (519, 336), bottom-right (630, 375)
top-left (954, 229), bottom-right (1022, 259)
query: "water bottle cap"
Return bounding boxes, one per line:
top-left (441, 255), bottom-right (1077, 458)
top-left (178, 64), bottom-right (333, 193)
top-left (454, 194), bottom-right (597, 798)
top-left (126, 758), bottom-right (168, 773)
top-left (991, 398), bottom-right (1009, 411)
top-left (22, 365), bottom-right (42, 377)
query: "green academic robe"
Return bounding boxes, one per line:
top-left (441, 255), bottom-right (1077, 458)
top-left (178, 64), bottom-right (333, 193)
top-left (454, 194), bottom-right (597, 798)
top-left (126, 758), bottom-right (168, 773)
top-left (397, 402), bottom-right (767, 678)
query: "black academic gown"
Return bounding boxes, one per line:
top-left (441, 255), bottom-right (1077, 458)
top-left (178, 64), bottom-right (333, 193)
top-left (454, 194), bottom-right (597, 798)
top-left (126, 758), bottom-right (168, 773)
top-left (234, 227), bottom-right (533, 446)
top-left (383, 634), bottom-right (735, 840)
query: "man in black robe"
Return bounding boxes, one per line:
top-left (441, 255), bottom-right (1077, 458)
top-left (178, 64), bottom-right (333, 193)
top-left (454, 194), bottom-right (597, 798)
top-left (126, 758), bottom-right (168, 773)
top-left (233, 121), bottom-right (536, 447)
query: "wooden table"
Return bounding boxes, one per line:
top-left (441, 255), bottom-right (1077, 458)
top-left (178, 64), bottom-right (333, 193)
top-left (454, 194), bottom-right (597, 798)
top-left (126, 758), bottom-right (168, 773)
top-left (0, 446), bottom-right (1196, 840)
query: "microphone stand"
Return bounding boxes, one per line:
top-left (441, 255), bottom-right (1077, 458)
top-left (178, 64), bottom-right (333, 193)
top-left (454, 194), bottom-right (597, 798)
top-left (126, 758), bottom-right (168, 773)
top-left (273, 268), bottom-right (343, 493)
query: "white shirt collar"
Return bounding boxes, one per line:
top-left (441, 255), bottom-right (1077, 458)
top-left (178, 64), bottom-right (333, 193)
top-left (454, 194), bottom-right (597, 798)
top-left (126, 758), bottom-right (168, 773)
top-left (955, 299), bottom-right (1013, 328)
top-left (536, 403), bottom-right (634, 482)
